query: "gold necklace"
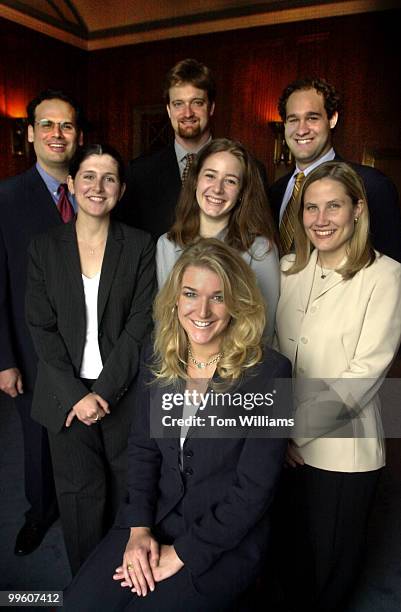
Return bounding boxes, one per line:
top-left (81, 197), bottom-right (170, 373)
top-left (187, 344), bottom-right (222, 369)
top-left (317, 254), bottom-right (333, 279)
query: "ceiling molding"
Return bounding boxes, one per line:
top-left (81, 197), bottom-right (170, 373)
top-left (0, 0), bottom-right (398, 51)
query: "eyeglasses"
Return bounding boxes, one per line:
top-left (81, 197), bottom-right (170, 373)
top-left (35, 119), bottom-right (76, 134)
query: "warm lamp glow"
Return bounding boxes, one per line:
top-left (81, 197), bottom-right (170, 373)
top-left (6, 94), bottom-right (27, 119)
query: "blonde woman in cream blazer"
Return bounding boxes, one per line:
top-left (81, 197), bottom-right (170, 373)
top-left (275, 161), bottom-right (401, 612)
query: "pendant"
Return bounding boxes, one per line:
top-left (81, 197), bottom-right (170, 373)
top-left (321, 273), bottom-right (327, 279)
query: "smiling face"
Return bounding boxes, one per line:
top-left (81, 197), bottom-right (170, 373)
top-left (303, 177), bottom-right (363, 265)
top-left (284, 88), bottom-right (338, 170)
top-left (67, 154), bottom-right (125, 220)
top-left (196, 151), bottom-right (243, 230)
top-left (167, 83), bottom-right (214, 147)
top-left (177, 265), bottom-right (231, 354)
top-left (28, 98), bottom-right (82, 176)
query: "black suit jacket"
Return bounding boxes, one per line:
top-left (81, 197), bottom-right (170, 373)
top-left (0, 166), bottom-right (63, 389)
top-left (25, 219), bottom-right (156, 434)
top-left (114, 143), bottom-right (182, 241)
top-left (114, 142), bottom-right (271, 241)
top-left (268, 153), bottom-right (401, 262)
top-left (116, 345), bottom-right (291, 589)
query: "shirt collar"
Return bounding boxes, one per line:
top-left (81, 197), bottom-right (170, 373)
top-left (174, 136), bottom-right (212, 164)
top-left (36, 162), bottom-right (65, 197)
top-left (293, 147), bottom-right (336, 179)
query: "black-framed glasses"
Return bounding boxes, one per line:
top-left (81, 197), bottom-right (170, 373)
top-left (35, 119), bottom-right (76, 134)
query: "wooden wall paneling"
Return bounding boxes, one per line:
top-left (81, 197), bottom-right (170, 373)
top-left (0, 17), bottom-right (87, 179)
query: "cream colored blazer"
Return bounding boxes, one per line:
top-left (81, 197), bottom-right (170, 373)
top-left (276, 250), bottom-right (401, 472)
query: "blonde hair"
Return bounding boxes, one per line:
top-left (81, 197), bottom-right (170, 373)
top-left (287, 161), bottom-right (375, 279)
top-left (152, 238), bottom-right (266, 383)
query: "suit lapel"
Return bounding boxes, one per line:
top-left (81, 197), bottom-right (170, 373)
top-left (60, 220), bottom-right (85, 302)
top-left (98, 221), bottom-right (124, 325)
top-left (298, 249), bottom-right (344, 309)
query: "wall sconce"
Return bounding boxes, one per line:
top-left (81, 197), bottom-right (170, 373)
top-left (269, 121), bottom-right (292, 166)
top-left (11, 118), bottom-right (28, 156)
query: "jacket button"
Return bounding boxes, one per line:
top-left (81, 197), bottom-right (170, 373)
top-left (184, 449), bottom-right (193, 458)
top-left (98, 330), bottom-right (103, 338)
top-left (310, 306), bottom-right (317, 314)
top-left (184, 467), bottom-right (193, 476)
top-left (300, 337), bottom-right (308, 344)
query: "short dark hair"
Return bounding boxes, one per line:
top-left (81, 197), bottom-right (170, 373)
top-left (278, 77), bottom-right (341, 121)
top-left (163, 58), bottom-right (216, 104)
top-left (68, 143), bottom-right (125, 183)
top-left (27, 89), bottom-right (86, 131)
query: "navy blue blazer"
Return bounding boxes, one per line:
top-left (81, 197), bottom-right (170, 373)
top-left (0, 166), bottom-right (62, 389)
top-left (116, 345), bottom-right (291, 590)
top-left (268, 153), bottom-right (401, 262)
top-left (26, 219), bottom-right (156, 433)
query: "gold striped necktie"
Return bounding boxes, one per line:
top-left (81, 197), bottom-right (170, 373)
top-left (279, 171), bottom-right (305, 254)
top-left (181, 153), bottom-right (195, 183)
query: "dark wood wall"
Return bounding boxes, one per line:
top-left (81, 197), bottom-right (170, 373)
top-left (87, 9), bottom-right (401, 184)
top-left (0, 9), bottom-right (400, 185)
top-left (0, 18), bottom-right (87, 178)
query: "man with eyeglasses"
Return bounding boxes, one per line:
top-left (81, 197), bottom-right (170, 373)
top-left (0, 89), bottom-right (84, 557)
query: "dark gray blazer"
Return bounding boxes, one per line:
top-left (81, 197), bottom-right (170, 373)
top-left (26, 219), bottom-right (156, 434)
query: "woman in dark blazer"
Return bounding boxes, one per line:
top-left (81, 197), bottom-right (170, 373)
top-left (62, 238), bottom-right (291, 611)
top-left (25, 144), bottom-right (156, 575)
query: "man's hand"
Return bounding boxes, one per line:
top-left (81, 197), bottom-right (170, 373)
top-left (113, 527), bottom-right (160, 597)
top-left (65, 393), bottom-right (109, 427)
top-left (0, 368), bottom-right (23, 398)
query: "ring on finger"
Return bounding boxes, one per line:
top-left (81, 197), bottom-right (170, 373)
top-left (93, 413), bottom-right (100, 421)
top-left (127, 564), bottom-right (134, 570)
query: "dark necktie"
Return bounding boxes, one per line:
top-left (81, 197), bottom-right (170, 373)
top-left (181, 153), bottom-right (195, 183)
top-left (57, 183), bottom-right (74, 223)
top-left (279, 172), bottom-right (305, 254)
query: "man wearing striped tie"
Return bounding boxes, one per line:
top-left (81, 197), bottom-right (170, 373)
top-left (269, 77), bottom-right (401, 261)
top-left (0, 89), bottom-right (84, 557)
top-left (115, 59), bottom-right (215, 240)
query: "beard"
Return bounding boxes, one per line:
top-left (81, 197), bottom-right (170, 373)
top-left (177, 121), bottom-right (202, 140)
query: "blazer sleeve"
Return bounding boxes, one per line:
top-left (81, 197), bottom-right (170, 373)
top-left (26, 237), bottom-right (89, 409)
top-left (363, 169), bottom-right (401, 263)
top-left (295, 259), bottom-right (401, 443)
top-left (173, 356), bottom-right (291, 576)
top-left (0, 224), bottom-right (16, 370)
top-left (92, 234), bottom-right (156, 404)
top-left (248, 237), bottom-right (280, 346)
top-left (156, 234), bottom-right (181, 289)
top-left (115, 347), bottom-right (162, 527)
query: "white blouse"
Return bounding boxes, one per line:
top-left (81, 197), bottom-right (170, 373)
top-left (80, 272), bottom-right (103, 379)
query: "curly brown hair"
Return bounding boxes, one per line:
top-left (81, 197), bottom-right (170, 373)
top-left (278, 77), bottom-right (341, 121)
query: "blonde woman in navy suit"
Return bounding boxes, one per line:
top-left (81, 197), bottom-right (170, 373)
top-left (275, 161), bottom-right (401, 611)
top-left (26, 144), bottom-right (156, 574)
top-left (63, 239), bottom-right (291, 612)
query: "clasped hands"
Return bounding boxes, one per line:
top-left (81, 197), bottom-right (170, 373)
top-left (113, 527), bottom-right (184, 597)
top-left (65, 392), bottom-right (109, 427)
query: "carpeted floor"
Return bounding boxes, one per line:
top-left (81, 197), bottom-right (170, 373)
top-left (1, 393), bottom-right (401, 611)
